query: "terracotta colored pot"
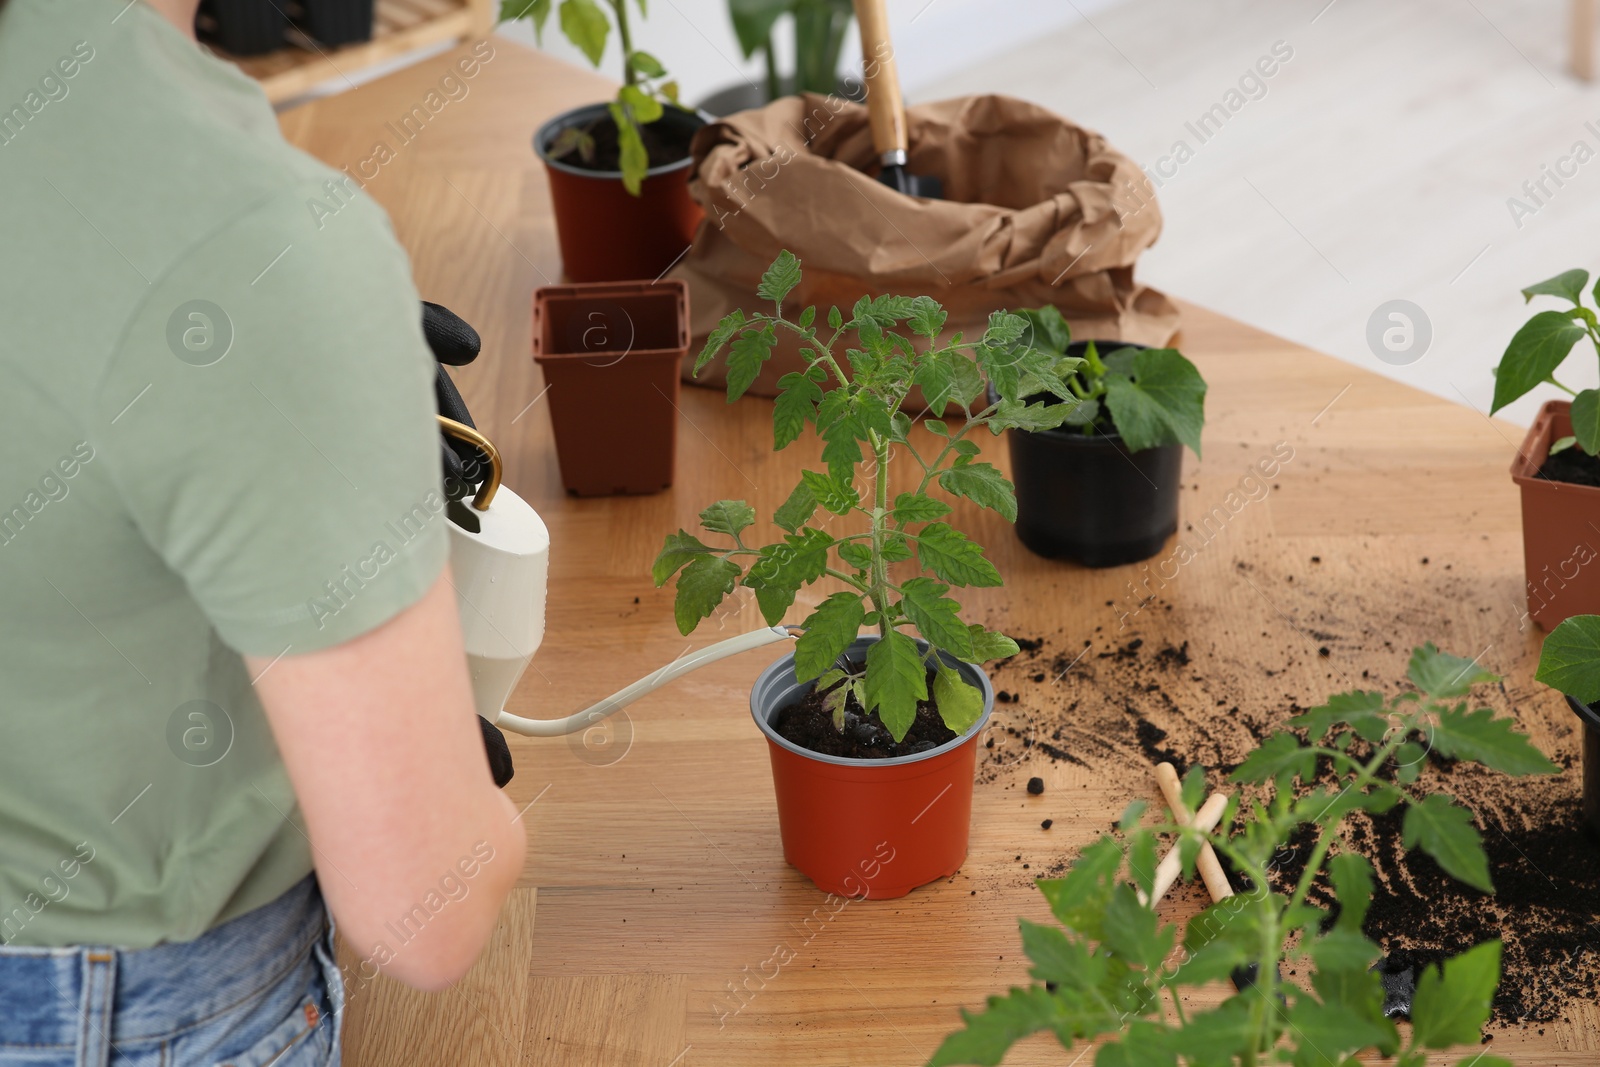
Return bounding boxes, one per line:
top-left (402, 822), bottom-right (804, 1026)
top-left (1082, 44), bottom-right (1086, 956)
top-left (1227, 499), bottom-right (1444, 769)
top-left (533, 104), bottom-right (706, 283)
top-left (532, 280), bottom-right (687, 497)
top-left (1510, 400), bottom-right (1600, 629)
top-left (748, 636), bottom-right (995, 899)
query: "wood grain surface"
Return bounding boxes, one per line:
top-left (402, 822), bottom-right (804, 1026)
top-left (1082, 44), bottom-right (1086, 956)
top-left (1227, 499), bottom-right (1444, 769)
top-left (286, 39), bottom-right (1589, 1067)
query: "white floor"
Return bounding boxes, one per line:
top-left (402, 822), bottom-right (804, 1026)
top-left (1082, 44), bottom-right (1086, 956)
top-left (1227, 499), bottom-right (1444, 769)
top-left (920, 0), bottom-right (1600, 429)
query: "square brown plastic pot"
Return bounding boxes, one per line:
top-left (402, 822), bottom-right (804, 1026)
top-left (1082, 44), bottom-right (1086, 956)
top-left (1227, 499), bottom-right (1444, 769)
top-left (1510, 399), bottom-right (1600, 628)
top-left (533, 280), bottom-right (687, 497)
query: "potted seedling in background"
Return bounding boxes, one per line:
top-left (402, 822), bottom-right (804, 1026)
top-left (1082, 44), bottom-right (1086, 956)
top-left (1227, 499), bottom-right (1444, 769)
top-left (697, 0), bottom-right (858, 116)
top-left (1494, 269), bottom-right (1600, 628)
top-left (933, 644), bottom-right (1558, 1066)
top-left (653, 251), bottom-right (1084, 898)
top-left (1535, 613), bottom-right (1600, 832)
top-left (502, 0), bottom-right (704, 282)
top-left (998, 306), bottom-right (1206, 566)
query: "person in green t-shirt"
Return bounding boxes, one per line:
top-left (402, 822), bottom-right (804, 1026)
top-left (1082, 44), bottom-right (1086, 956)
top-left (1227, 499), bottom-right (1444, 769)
top-left (0, 0), bottom-right (525, 1061)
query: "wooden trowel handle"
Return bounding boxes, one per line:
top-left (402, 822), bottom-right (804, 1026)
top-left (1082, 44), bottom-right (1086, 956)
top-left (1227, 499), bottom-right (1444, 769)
top-left (853, 0), bottom-right (907, 160)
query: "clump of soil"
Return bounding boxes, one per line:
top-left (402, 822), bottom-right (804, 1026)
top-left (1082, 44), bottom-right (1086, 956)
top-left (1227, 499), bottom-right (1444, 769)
top-left (1537, 447), bottom-right (1600, 489)
top-left (772, 665), bottom-right (956, 759)
top-left (549, 112), bottom-right (693, 172)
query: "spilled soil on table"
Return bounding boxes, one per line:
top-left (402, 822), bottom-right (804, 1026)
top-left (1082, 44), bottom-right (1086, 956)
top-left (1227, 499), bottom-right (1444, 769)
top-left (979, 625), bottom-right (1597, 1027)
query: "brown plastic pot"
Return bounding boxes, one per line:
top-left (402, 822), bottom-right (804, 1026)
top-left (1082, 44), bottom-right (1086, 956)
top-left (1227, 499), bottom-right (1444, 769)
top-left (533, 103), bottom-right (706, 283)
top-left (1510, 400), bottom-right (1600, 629)
top-left (748, 636), bottom-right (995, 900)
top-left (532, 280), bottom-right (687, 497)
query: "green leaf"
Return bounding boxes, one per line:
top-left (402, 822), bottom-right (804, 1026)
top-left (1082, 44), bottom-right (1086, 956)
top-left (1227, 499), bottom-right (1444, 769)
top-left (1127, 829), bottom-right (1156, 899)
top-left (916, 522), bottom-right (1003, 588)
top-left (698, 500), bottom-right (755, 538)
top-left (1402, 795), bottom-right (1492, 893)
top-left (1410, 941), bottom-right (1502, 1049)
top-left (913, 351), bottom-right (956, 416)
top-left (558, 0), bottom-right (610, 66)
top-left (1171, 1001), bottom-right (1255, 1065)
top-left (742, 528), bottom-right (832, 624)
top-left (969, 625), bottom-right (1020, 662)
top-left (1287, 996), bottom-right (1398, 1067)
top-left (1039, 837), bottom-right (1121, 938)
top-left (933, 662), bottom-right (985, 734)
top-left (608, 100), bottom-right (648, 196)
top-left (1096, 1022), bottom-right (1178, 1067)
top-left (1491, 310), bottom-right (1587, 413)
top-left (882, 532), bottom-right (912, 562)
top-left (672, 555), bottom-right (740, 635)
top-left (927, 985), bottom-right (1076, 1067)
top-left (1522, 268), bottom-right (1589, 305)
top-left (826, 305), bottom-right (842, 330)
top-left (651, 529), bottom-right (712, 586)
top-left (1538, 614), bottom-right (1600, 702)
top-left (726, 0), bottom-right (786, 55)
top-left (837, 541), bottom-right (872, 571)
top-left (1407, 642), bottom-right (1498, 698)
top-left (901, 577), bottom-right (977, 660)
top-left (978, 343), bottom-right (1021, 403)
top-left (1017, 918), bottom-right (1092, 988)
top-left (1229, 730), bottom-right (1315, 786)
top-left (695, 309), bottom-right (746, 374)
top-left (988, 398), bottom-right (1083, 433)
top-left (773, 481), bottom-right (817, 534)
top-left (757, 250), bottom-right (802, 307)
top-left (773, 372), bottom-right (822, 450)
top-left (864, 628), bottom-right (928, 742)
top-left (793, 592), bottom-right (865, 682)
top-left (938, 463), bottom-right (1018, 522)
top-left (908, 295), bottom-right (948, 339)
top-left (800, 468), bottom-right (858, 515)
top-left (1431, 703), bottom-right (1560, 776)
top-left (626, 48), bottom-right (665, 77)
top-left (1101, 349), bottom-right (1207, 456)
top-left (1017, 306), bottom-right (1072, 354)
top-left (1101, 884), bottom-right (1173, 971)
top-left (725, 325), bottom-right (777, 402)
top-left (893, 492), bottom-right (952, 524)
top-left (1327, 853), bottom-right (1374, 932)
top-left (499, 0), bottom-right (552, 32)
top-left (618, 82), bottom-right (663, 124)
top-left (1573, 388), bottom-right (1600, 455)
top-left (1308, 928), bottom-right (1382, 974)
top-left (982, 310), bottom-right (1028, 347)
top-left (1289, 690), bottom-right (1390, 743)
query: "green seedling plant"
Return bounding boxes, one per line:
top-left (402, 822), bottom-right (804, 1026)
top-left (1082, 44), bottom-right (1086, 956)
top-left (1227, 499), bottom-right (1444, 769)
top-left (932, 644), bottom-right (1559, 1067)
top-left (501, 0), bottom-right (680, 194)
top-left (1534, 612), bottom-right (1600, 702)
top-left (1493, 268), bottom-right (1600, 453)
top-left (728, 0), bottom-right (854, 100)
top-left (1016, 306), bottom-right (1206, 455)
top-left (652, 251), bottom-right (1091, 743)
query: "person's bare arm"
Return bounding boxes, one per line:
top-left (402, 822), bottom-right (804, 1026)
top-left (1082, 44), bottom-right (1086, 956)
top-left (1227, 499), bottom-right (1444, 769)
top-left (247, 566), bottom-right (526, 990)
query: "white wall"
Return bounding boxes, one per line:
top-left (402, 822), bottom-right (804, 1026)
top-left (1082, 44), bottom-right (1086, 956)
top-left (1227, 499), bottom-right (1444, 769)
top-left (493, 0), bottom-right (1127, 107)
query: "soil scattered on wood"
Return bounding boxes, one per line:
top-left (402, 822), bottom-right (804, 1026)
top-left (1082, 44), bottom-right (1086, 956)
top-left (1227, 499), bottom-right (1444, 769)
top-left (979, 627), bottom-right (1597, 1027)
top-left (772, 664), bottom-right (956, 759)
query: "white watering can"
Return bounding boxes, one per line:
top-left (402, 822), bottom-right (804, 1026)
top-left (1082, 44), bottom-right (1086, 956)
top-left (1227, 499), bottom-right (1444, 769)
top-left (437, 417), bottom-right (793, 739)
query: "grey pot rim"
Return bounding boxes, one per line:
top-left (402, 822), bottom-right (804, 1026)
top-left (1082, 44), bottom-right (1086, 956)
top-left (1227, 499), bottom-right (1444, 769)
top-left (533, 102), bottom-right (709, 181)
top-left (749, 634), bottom-right (995, 768)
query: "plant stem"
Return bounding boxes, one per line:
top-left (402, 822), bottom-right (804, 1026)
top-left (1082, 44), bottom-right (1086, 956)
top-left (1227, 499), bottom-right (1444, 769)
top-left (761, 37), bottom-right (781, 101)
top-left (1287, 733), bottom-right (1402, 914)
top-left (870, 431), bottom-right (893, 637)
top-left (610, 0), bottom-right (635, 87)
top-left (1548, 374), bottom-right (1579, 397)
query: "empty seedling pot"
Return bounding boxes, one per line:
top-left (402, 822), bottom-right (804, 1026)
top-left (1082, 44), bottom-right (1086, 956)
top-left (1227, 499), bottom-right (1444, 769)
top-left (1511, 400), bottom-right (1600, 629)
top-left (532, 280), bottom-right (688, 497)
top-left (998, 342), bottom-right (1183, 567)
top-left (749, 635), bottom-right (994, 900)
top-left (534, 104), bottom-right (705, 284)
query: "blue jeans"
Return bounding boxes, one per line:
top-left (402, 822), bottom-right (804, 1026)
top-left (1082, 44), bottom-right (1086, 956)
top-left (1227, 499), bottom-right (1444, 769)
top-left (0, 874), bottom-right (342, 1066)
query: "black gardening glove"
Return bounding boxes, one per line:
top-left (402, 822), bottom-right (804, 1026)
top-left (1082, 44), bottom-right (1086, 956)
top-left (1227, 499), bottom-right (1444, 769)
top-left (421, 302), bottom-right (515, 790)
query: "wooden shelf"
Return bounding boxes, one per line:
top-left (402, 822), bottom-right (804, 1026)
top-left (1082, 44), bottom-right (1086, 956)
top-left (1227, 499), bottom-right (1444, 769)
top-left (211, 0), bottom-right (495, 105)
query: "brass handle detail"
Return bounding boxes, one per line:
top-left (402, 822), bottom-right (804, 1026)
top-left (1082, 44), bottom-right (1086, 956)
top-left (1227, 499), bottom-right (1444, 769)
top-left (437, 416), bottom-right (502, 511)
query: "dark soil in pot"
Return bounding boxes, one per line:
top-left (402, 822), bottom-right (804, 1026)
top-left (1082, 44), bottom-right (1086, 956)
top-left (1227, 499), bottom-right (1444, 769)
top-left (1537, 447), bottom-right (1600, 488)
top-left (773, 663), bottom-right (956, 759)
top-left (547, 112), bottom-right (696, 173)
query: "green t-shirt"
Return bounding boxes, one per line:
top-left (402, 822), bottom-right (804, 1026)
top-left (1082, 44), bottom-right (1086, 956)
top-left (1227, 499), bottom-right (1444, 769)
top-left (0, 0), bottom-right (449, 947)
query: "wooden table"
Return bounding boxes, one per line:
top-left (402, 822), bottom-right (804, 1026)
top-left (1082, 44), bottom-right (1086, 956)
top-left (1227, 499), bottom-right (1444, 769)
top-left (280, 40), bottom-right (1589, 1067)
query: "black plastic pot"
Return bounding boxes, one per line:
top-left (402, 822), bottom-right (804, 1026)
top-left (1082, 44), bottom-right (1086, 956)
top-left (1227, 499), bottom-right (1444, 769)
top-left (998, 341), bottom-right (1183, 568)
top-left (200, 0), bottom-right (285, 55)
top-left (1564, 695), bottom-right (1600, 834)
top-left (303, 0), bottom-right (375, 47)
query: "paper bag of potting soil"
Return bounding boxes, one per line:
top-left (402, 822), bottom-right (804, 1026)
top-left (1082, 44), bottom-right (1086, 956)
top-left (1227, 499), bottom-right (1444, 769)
top-left (670, 93), bottom-right (1179, 397)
